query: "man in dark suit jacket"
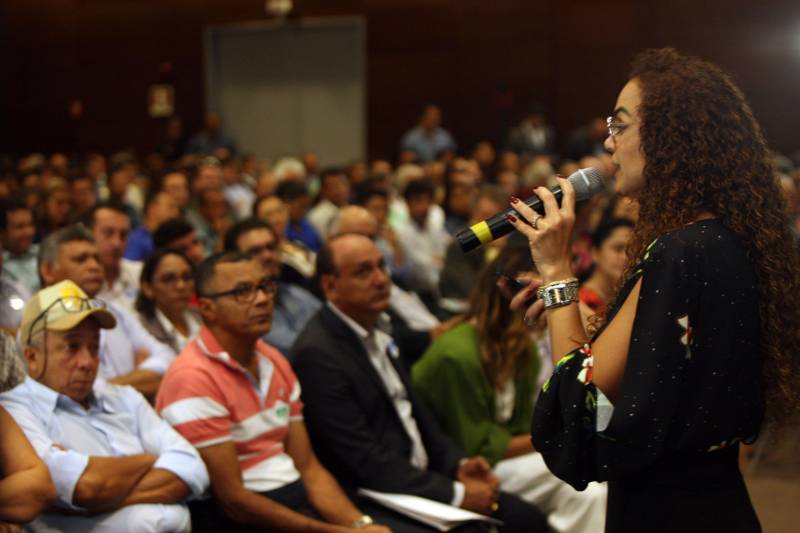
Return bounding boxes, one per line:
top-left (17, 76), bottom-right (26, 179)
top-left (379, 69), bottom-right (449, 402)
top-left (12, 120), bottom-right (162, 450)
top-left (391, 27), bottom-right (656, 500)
top-left (291, 233), bottom-right (547, 532)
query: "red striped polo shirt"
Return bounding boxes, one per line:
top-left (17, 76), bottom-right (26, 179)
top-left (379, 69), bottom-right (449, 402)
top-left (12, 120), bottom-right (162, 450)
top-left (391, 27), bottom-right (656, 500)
top-left (155, 326), bottom-right (303, 492)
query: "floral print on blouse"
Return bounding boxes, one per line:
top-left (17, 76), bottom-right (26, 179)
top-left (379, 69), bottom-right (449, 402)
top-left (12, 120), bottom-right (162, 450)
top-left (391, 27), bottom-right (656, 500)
top-left (532, 220), bottom-right (764, 490)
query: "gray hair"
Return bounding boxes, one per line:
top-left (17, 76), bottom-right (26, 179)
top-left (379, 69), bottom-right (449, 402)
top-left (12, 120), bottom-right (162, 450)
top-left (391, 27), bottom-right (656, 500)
top-left (37, 224), bottom-right (94, 283)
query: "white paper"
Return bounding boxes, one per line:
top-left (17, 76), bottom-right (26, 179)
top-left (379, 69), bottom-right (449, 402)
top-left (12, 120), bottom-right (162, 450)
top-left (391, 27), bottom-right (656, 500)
top-left (358, 488), bottom-right (503, 531)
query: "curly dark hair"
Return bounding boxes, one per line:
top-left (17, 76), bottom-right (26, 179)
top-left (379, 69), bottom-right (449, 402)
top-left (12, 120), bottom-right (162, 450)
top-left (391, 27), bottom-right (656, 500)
top-left (621, 48), bottom-right (800, 427)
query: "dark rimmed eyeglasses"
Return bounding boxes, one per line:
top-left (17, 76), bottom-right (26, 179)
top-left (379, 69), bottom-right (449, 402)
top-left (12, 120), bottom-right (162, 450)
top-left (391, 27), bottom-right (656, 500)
top-left (199, 278), bottom-right (278, 304)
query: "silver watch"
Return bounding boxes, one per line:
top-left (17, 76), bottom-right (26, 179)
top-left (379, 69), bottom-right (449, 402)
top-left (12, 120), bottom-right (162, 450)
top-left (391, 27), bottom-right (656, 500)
top-left (351, 515), bottom-right (374, 529)
top-left (538, 281), bottom-right (579, 309)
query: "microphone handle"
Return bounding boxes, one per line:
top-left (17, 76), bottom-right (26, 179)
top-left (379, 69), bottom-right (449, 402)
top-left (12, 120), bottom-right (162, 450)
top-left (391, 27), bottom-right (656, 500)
top-left (456, 188), bottom-right (565, 253)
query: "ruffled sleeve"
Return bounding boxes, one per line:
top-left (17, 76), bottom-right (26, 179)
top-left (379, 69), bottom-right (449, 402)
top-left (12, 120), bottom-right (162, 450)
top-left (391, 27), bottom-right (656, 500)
top-left (532, 237), bottom-right (698, 489)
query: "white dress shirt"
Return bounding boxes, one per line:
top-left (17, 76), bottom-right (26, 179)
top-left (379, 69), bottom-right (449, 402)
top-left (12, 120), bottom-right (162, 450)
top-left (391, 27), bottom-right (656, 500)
top-left (154, 308), bottom-right (202, 354)
top-left (98, 301), bottom-right (176, 381)
top-left (97, 258), bottom-right (143, 313)
top-left (327, 303), bottom-right (464, 506)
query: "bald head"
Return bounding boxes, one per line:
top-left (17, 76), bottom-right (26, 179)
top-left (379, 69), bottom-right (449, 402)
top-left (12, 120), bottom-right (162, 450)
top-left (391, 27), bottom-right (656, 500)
top-left (317, 233), bottom-right (390, 328)
top-left (329, 206), bottom-right (378, 239)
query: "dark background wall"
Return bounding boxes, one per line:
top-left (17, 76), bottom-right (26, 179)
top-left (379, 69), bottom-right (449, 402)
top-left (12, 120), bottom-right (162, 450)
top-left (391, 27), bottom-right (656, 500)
top-left (1, 0), bottom-right (799, 161)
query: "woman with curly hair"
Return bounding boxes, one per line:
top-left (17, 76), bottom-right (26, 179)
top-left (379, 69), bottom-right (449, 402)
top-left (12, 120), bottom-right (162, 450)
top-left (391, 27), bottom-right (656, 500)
top-left (506, 48), bottom-right (800, 532)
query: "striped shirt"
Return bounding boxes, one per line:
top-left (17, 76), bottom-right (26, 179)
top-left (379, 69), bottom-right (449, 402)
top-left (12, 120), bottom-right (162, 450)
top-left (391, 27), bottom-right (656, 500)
top-left (156, 326), bottom-right (303, 493)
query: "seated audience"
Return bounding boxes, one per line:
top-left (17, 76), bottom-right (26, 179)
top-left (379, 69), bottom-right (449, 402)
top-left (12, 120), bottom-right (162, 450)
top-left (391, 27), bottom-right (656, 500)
top-left (308, 167), bottom-right (350, 238)
top-left (187, 186), bottom-right (232, 256)
top-left (0, 330), bottom-right (25, 392)
top-left (412, 244), bottom-right (607, 533)
top-left (153, 217), bottom-right (207, 265)
top-left (221, 158), bottom-right (256, 220)
top-left (156, 252), bottom-right (390, 533)
top-left (504, 104), bottom-right (557, 158)
top-left (224, 218), bottom-right (321, 355)
top-left (124, 191), bottom-right (180, 261)
top-left (276, 180), bottom-right (323, 252)
top-left (186, 112), bottom-right (237, 158)
top-left (1, 280), bottom-right (208, 532)
top-left (392, 178), bottom-right (451, 300)
top-left (255, 195), bottom-right (316, 286)
top-left (0, 240), bottom-right (30, 333)
top-left (105, 153), bottom-right (143, 221)
top-left (1, 197), bottom-right (40, 294)
top-left (439, 185), bottom-right (509, 316)
top-left (292, 233), bottom-right (548, 532)
top-left (354, 180), bottom-right (408, 284)
top-left (70, 175), bottom-right (98, 221)
top-left (578, 218), bottom-right (635, 316)
top-left (330, 206), bottom-right (443, 369)
top-left (399, 104), bottom-right (457, 164)
top-left (158, 170), bottom-right (191, 212)
top-left (0, 405), bottom-right (56, 527)
top-left (85, 201), bottom-right (142, 312)
top-left (136, 249), bottom-right (201, 353)
top-left (39, 178), bottom-right (73, 236)
top-left (38, 225), bottom-right (175, 398)
top-left (442, 175), bottom-right (478, 236)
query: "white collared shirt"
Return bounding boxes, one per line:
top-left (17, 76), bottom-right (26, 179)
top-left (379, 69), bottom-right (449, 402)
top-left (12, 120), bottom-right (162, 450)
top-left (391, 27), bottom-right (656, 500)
top-left (154, 308), bottom-right (202, 353)
top-left (327, 303), bottom-right (429, 470)
top-left (97, 258), bottom-right (143, 313)
top-left (326, 303), bottom-right (465, 506)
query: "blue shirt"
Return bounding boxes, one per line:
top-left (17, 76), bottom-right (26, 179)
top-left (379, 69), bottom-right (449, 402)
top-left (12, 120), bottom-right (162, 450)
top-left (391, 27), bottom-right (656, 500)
top-left (124, 225), bottom-right (155, 261)
top-left (286, 218), bottom-right (323, 252)
top-left (399, 126), bottom-right (457, 163)
top-left (264, 282), bottom-right (321, 356)
top-left (0, 377), bottom-right (209, 532)
top-left (2, 243), bottom-right (40, 295)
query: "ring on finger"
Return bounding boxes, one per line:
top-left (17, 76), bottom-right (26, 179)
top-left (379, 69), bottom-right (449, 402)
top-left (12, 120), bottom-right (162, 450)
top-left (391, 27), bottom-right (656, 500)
top-left (531, 214), bottom-right (542, 229)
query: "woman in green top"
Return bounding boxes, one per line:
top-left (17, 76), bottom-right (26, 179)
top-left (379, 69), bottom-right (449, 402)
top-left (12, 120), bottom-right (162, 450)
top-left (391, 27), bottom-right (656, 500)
top-left (412, 241), bottom-right (606, 533)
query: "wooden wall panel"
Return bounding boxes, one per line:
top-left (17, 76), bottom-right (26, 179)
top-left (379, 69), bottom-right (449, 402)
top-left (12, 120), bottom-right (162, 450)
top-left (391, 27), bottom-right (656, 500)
top-left (0, 0), bottom-right (798, 161)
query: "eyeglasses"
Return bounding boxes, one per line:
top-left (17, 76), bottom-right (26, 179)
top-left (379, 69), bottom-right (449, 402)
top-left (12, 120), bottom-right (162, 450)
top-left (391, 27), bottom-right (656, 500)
top-left (155, 272), bottom-right (195, 286)
top-left (200, 278), bottom-right (277, 303)
top-left (606, 116), bottom-right (630, 138)
top-left (27, 296), bottom-right (106, 345)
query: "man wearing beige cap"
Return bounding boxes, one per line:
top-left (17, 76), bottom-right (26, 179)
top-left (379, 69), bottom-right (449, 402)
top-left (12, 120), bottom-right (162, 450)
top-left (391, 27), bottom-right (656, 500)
top-left (0, 280), bottom-right (209, 532)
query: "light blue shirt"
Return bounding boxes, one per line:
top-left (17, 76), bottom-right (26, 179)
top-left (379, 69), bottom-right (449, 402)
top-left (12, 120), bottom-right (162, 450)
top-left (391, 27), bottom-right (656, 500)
top-left (2, 243), bottom-right (40, 295)
top-left (399, 126), bottom-right (457, 163)
top-left (98, 300), bottom-right (176, 381)
top-left (0, 377), bottom-right (208, 532)
top-left (264, 282), bottom-right (321, 356)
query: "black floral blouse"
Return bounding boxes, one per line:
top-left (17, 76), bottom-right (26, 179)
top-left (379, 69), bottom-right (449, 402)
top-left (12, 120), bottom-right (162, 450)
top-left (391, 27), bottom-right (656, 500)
top-left (532, 219), bottom-right (764, 490)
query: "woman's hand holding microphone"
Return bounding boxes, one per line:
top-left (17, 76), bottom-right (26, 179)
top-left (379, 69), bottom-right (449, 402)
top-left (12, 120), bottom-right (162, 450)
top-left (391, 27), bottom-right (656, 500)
top-left (507, 177), bottom-right (578, 323)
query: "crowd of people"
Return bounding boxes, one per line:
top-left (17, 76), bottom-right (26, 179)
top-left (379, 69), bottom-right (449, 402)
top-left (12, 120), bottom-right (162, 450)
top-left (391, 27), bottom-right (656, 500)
top-left (1, 55), bottom-right (799, 531)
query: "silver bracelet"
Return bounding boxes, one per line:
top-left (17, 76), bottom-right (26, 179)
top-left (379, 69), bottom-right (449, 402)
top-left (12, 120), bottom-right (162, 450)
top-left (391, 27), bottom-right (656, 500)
top-left (537, 278), bottom-right (579, 310)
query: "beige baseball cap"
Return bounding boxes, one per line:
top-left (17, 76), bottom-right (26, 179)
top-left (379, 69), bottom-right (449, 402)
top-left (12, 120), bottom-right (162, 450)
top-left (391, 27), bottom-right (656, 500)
top-left (19, 280), bottom-right (116, 345)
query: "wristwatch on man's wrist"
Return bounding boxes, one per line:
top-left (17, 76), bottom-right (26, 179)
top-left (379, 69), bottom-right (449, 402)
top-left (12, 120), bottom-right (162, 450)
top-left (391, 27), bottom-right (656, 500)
top-left (351, 515), bottom-right (374, 529)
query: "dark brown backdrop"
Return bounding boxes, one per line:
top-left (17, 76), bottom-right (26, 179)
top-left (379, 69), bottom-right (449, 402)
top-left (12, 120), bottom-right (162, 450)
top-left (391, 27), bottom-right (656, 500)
top-left (1, 0), bottom-right (798, 161)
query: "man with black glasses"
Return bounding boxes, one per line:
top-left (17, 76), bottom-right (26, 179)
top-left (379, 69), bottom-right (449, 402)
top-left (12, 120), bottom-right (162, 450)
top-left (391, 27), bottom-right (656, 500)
top-left (0, 280), bottom-right (209, 532)
top-left (156, 252), bottom-right (389, 533)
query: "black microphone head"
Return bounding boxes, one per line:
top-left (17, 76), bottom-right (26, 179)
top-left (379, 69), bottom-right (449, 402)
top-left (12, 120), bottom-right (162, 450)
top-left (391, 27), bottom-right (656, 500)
top-left (569, 167), bottom-right (605, 201)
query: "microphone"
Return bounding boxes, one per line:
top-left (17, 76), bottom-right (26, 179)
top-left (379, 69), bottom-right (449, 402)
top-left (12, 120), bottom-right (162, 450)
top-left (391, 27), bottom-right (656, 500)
top-left (456, 167), bottom-right (605, 253)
